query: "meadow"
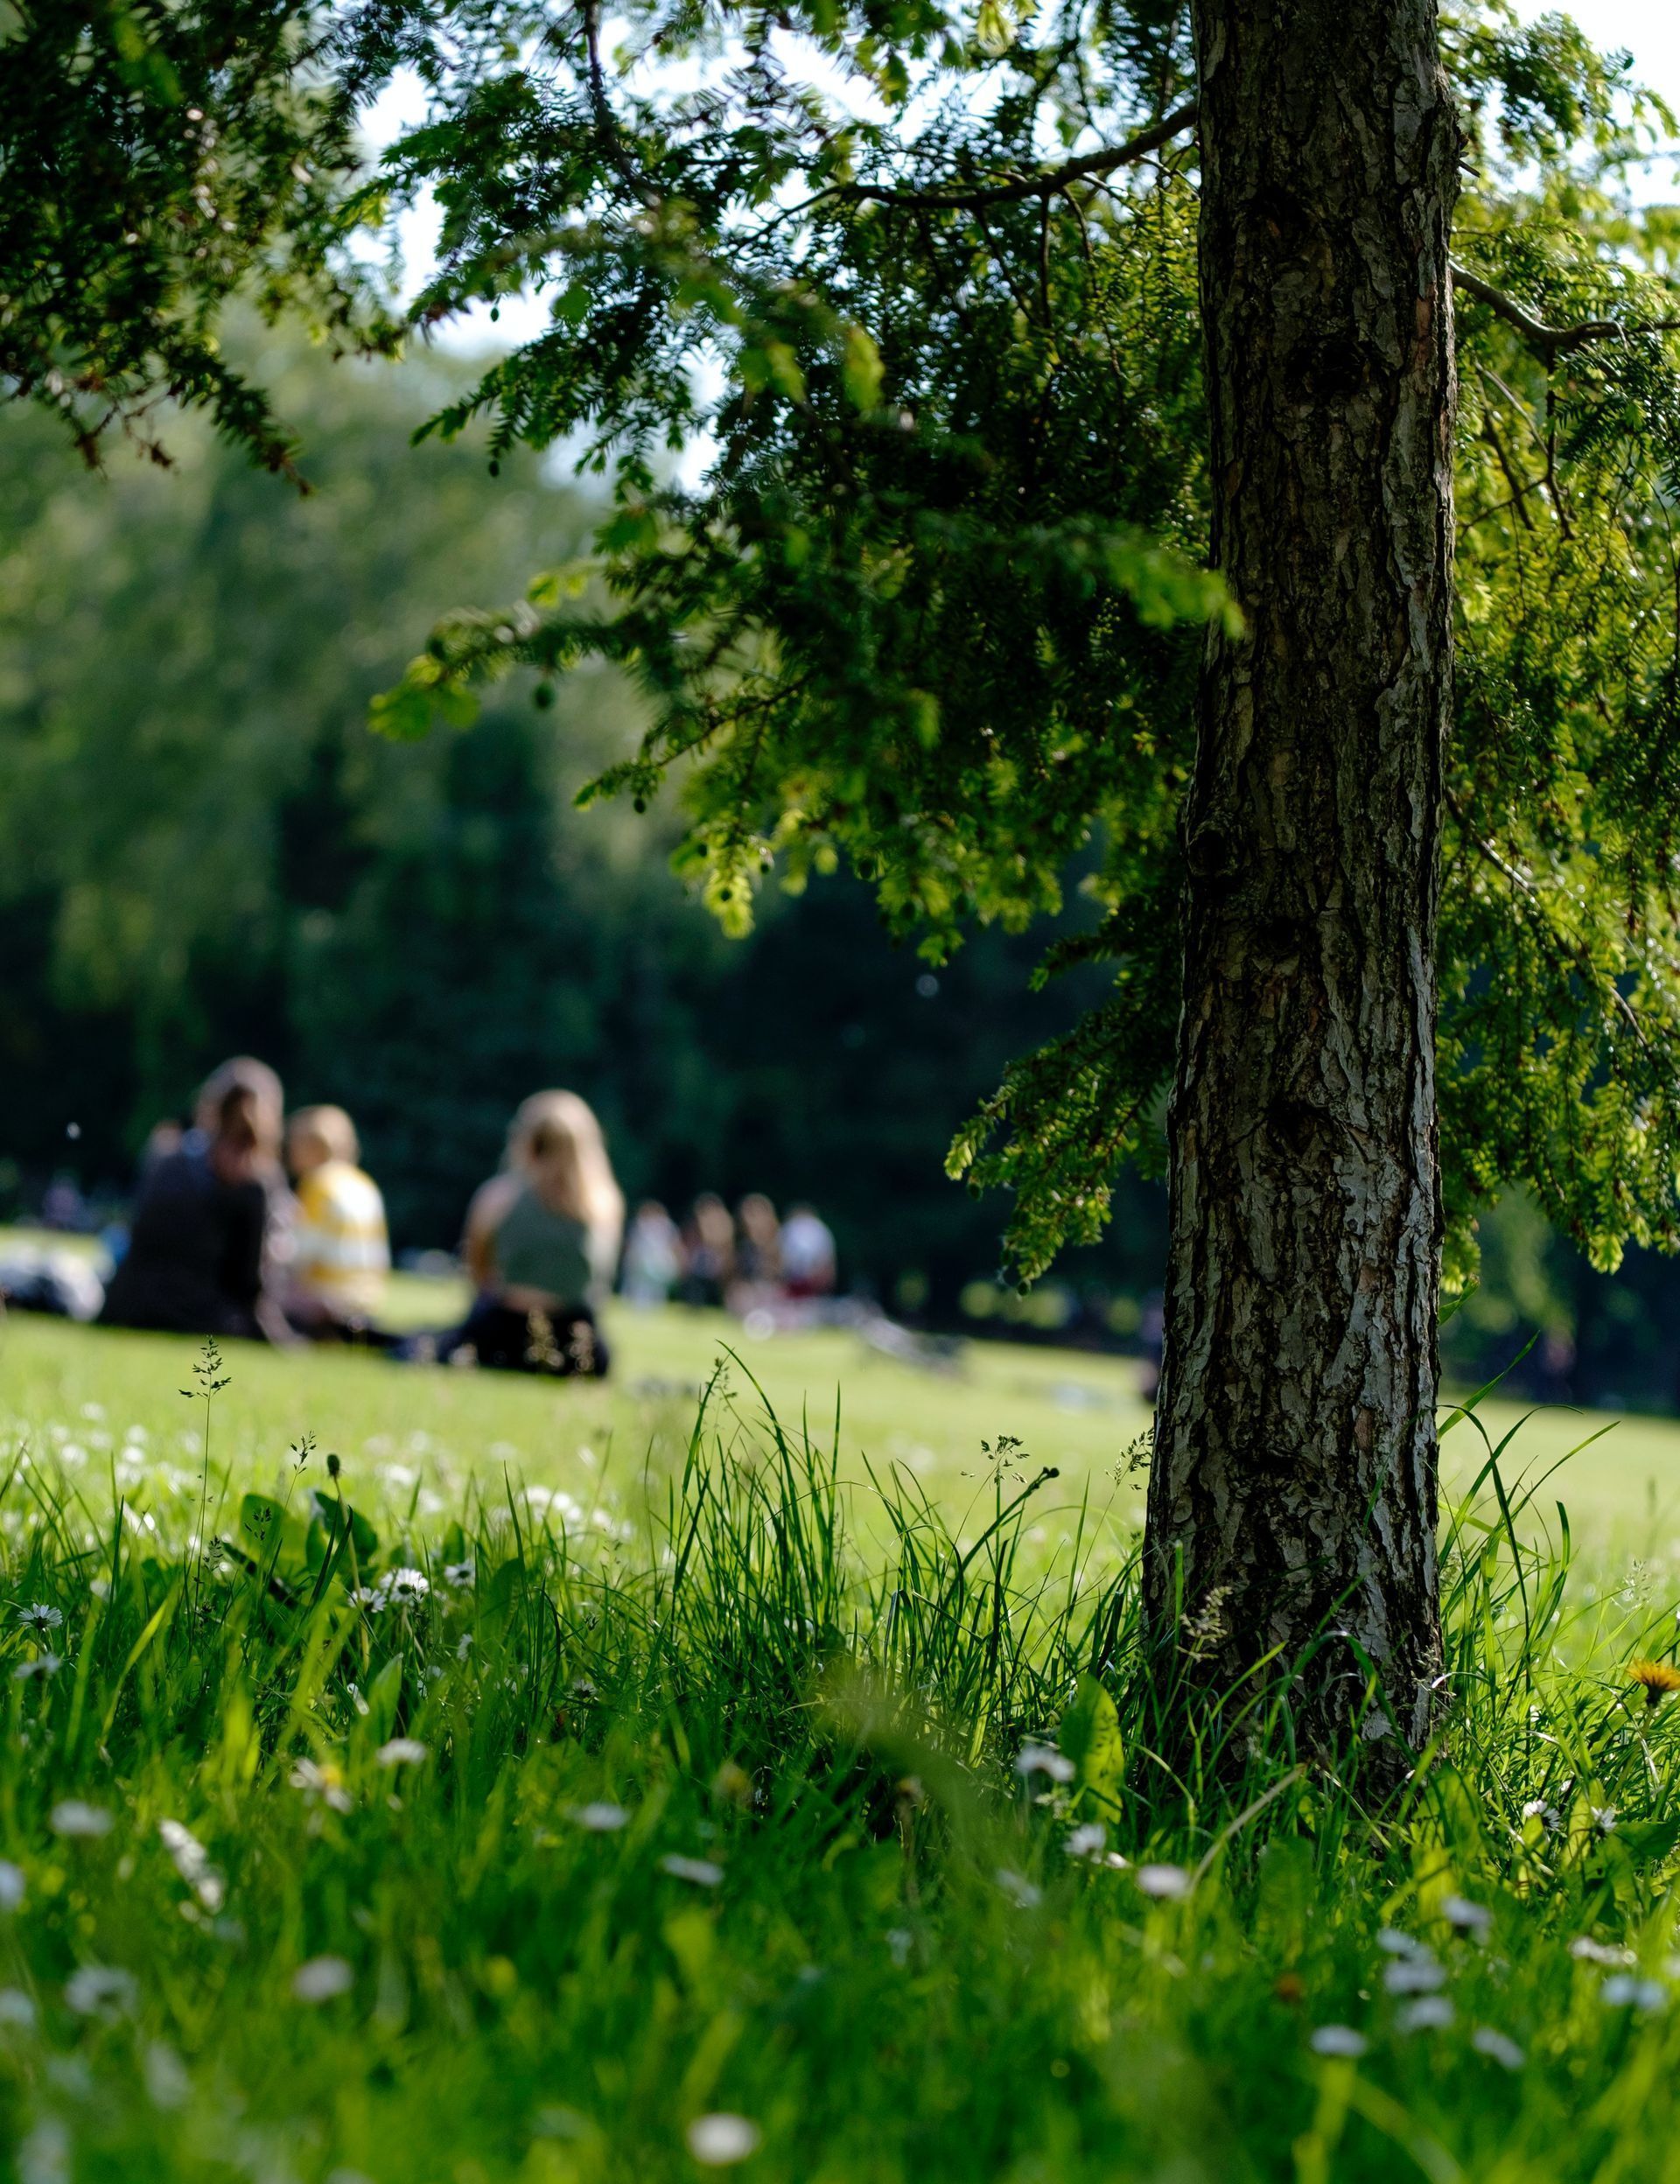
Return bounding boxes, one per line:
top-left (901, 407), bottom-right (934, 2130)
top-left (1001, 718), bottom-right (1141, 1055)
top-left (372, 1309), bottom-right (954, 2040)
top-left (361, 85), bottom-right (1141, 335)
top-left (4, 1304), bottom-right (1680, 2181)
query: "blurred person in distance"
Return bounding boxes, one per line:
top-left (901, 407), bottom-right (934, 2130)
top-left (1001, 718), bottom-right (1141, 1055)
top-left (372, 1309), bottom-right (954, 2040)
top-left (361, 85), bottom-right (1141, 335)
top-left (780, 1203), bottom-right (837, 1299)
top-left (448, 1090), bottom-right (622, 1376)
top-left (735, 1194), bottom-right (781, 1284)
top-left (284, 1104), bottom-right (390, 1338)
top-left (620, 1200), bottom-right (683, 1306)
top-left (100, 1058), bottom-right (294, 1343)
top-left (680, 1193), bottom-right (736, 1308)
top-left (728, 1192), bottom-right (782, 1314)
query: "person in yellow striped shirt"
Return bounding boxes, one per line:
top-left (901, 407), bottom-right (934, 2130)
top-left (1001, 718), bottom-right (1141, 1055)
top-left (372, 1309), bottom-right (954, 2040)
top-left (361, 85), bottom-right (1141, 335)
top-left (284, 1104), bottom-right (389, 1334)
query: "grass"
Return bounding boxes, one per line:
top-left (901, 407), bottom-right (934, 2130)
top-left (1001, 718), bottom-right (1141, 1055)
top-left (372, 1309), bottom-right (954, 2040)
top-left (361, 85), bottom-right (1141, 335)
top-left (4, 1313), bottom-right (1680, 2179)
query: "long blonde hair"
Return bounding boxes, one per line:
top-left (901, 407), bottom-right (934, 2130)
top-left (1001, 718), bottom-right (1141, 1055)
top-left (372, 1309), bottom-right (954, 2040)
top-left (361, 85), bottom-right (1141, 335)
top-left (506, 1090), bottom-right (625, 1277)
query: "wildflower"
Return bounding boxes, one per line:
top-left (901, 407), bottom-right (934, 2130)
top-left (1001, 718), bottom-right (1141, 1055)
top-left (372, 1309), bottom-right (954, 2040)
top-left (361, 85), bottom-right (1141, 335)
top-left (1592, 1805), bottom-right (1619, 1835)
top-left (1571, 1936), bottom-right (1635, 1968)
top-left (886, 1928), bottom-right (914, 1966)
top-left (660, 1854), bottom-right (724, 1887)
top-left (1601, 1974), bottom-right (1668, 2013)
top-left (1521, 1799), bottom-right (1562, 1832)
top-left (376, 1739), bottom-right (429, 1769)
top-left (1135, 1863), bottom-right (1192, 1900)
top-left (0, 1864), bottom-right (24, 1913)
top-left (158, 1820), bottom-right (224, 1912)
top-left (49, 1802), bottom-right (111, 1839)
top-left (1377, 1928), bottom-right (1424, 1957)
top-left (443, 1561), bottom-right (474, 1590)
top-left (1471, 2026), bottom-right (1525, 2069)
top-left (456, 1632), bottom-right (475, 1661)
top-left (1628, 1658), bottom-right (1680, 1709)
top-left (1065, 1822), bottom-right (1108, 1860)
top-left (1396, 1996), bottom-right (1455, 2034)
top-left (685, 2114), bottom-right (761, 2166)
top-left (13, 1656), bottom-right (62, 1682)
top-left (567, 1802), bottom-right (629, 1832)
top-left (1383, 1955), bottom-right (1446, 1994)
top-left (15, 1606), bottom-right (61, 1634)
top-left (144, 2041), bottom-right (191, 2110)
top-left (1015, 1743), bottom-right (1075, 1784)
top-left (0, 1989), bottom-right (35, 2029)
top-left (289, 1759), bottom-right (353, 1815)
top-left (1309, 2025), bottom-right (1368, 2058)
top-left (65, 1965), bottom-right (136, 2018)
top-left (376, 1568), bottom-right (430, 1610)
top-left (292, 1956), bottom-right (354, 2003)
top-left (994, 1868), bottom-right (1042, 1909)
top-left (1441, 1894), bottom-right (1490, 1935)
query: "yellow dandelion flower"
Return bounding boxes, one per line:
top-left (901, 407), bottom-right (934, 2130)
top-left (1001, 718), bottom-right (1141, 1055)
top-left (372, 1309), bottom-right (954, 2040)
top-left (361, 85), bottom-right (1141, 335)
top-left (1628, 1658), bottom-right (1680, 1709)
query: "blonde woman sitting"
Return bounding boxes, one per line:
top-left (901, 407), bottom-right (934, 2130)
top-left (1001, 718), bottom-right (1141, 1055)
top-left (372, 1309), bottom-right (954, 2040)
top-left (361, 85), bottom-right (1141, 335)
top-left (284, 1104), bottom-right (390, 1338)
top-left (451, 1091), bottom-right (623, 1376)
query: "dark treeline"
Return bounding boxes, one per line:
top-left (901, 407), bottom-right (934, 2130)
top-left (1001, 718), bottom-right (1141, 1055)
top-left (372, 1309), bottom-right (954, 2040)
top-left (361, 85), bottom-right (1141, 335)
top-left (3, 338), bottom-right (1676, 1390)
top-left (0, 337), bottom-right (1164, 1319)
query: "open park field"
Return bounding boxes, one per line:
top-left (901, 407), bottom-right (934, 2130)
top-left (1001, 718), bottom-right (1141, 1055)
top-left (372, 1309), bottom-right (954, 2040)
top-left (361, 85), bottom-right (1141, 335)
top-left (13, 0), bottom-right (1680, 2168)
top-left (10, 1291), bottom-right (1680, 1553)
top-left (4, 1304), bottom-right (1680, 2181)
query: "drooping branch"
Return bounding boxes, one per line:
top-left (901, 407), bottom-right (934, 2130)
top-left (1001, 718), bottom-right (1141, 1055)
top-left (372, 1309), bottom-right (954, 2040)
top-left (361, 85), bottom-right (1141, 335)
top-left (1452, 262), bottom-right (1680, 358)
top-left (838, 98), bottom-right (1199, 214)
top-left (1446, 790), bottom-right (1650, 1051)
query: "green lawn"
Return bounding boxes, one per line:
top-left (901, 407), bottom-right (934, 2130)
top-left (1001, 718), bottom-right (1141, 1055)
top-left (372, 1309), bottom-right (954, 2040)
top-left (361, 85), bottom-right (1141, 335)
top-left (4, 1298), bottom-right (1680, 2181)
top-left (5, 1284), bottom-right (1680, 1550)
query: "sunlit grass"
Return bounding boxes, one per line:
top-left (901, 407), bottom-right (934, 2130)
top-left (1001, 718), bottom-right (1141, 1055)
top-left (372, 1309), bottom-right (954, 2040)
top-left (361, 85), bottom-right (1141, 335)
top-left (2, 1317), bottom-right (1680, 2176)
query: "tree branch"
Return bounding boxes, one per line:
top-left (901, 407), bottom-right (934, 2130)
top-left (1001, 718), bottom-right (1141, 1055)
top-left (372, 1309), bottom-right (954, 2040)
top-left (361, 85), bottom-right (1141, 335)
top-left (1446, 790), bottom-right (1649, 1051)
top-left (841, 98), bottom-right (1199, 214)
top-left (1451, 262), bottom-right (1680, 358)
top-left (581, 0), bottom-right (658, 208)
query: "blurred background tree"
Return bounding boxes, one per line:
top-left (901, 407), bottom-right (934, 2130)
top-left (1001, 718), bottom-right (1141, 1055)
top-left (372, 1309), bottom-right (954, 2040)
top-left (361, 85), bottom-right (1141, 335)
top-left (0, 334), bottom-right (1166, 1320)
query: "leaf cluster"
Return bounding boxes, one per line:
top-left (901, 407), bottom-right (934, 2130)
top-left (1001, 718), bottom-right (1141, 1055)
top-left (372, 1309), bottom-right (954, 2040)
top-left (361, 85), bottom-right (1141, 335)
top-left (0, 0), bottom-right (390, 471)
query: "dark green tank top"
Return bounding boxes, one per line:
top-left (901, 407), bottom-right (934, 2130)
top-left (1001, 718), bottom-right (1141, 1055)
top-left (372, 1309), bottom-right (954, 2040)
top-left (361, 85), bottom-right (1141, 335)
top-left (493, 1184), bottom-right (592, 1301)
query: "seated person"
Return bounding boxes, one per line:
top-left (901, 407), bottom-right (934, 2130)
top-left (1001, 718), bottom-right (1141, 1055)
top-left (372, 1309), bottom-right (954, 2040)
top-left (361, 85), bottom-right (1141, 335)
top-left (780, 1203), bottom-right (837, 1298)
top-left (100, 1059), bottom-right (292, 1343)
top-left (285, 1104), bottom-right (390, 1336)
top-left (620, 1200), bottom-right (683, 1306)
top-left (450, 1090), bottom-right (623, 1376)
top-left (679, 1194), bottom-right (736, 1308)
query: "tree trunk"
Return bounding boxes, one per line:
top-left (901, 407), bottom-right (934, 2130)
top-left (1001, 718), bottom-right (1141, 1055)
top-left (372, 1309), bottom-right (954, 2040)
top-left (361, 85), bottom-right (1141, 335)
top-left (1144, 0), bottom-right (1460, 1754)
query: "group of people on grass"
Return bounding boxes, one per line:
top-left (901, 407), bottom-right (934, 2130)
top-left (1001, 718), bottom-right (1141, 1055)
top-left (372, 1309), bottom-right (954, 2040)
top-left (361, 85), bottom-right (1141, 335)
top-left (620, 1192), bottom-right (836, 1314)
top-left (90, 1056), bottom-right (833, 1378)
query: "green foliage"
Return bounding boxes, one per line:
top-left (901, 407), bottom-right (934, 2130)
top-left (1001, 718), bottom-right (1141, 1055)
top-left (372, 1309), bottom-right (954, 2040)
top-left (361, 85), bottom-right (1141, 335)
top-left (1, 1334), bottom-right (1680, 2173)
top-left (332, 0), bottom-right (1680, 1285)
top-left (0, 0), bottom-right (391, 470)
top-left (1057, 1671), bottom-right (1124, 1813)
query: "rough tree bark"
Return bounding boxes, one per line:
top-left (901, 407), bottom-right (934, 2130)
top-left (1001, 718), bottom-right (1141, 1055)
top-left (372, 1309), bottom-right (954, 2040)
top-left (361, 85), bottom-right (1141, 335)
top-left (1144, 0), bottom-right (1460, 1752)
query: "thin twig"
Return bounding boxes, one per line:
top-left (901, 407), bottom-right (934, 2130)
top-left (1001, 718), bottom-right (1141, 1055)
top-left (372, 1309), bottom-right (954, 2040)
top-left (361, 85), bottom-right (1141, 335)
top-left (1452, 262), bottom-right (1680, 358)
top-left (829, 99), bottom-right (1199, 216)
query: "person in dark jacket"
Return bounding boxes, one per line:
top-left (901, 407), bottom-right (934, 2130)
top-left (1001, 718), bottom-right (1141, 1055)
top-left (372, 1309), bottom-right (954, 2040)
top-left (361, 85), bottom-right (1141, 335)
top-left (100, 1059), bottom-right (293, 1343)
